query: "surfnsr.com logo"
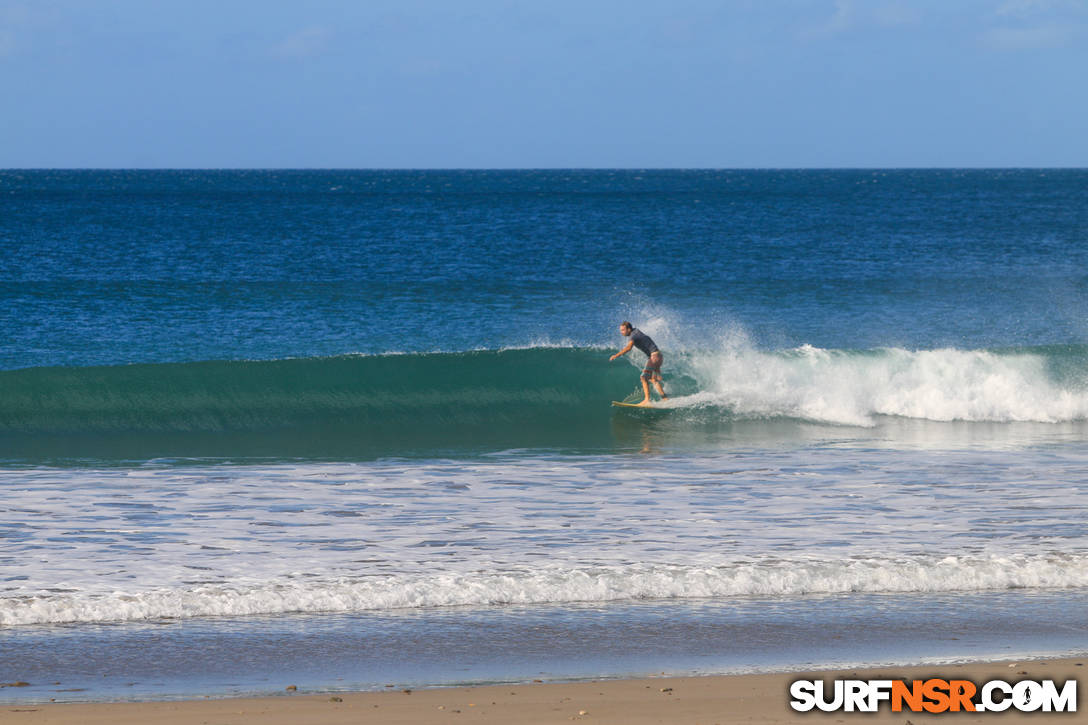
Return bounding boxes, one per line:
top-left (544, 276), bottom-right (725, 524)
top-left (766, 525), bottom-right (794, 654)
top-left (789, 678), bottom-right (1077, 713)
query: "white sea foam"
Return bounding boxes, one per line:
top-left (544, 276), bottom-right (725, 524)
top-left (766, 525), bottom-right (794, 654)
top-left (5, 553), bottom-right (1088, 625)
top-left (611, 303), bottom-right (1088, 425)
top-left (4, 448), bottom-right (1088, 626)
top-left (670, 344), bottom-right (1088, 426)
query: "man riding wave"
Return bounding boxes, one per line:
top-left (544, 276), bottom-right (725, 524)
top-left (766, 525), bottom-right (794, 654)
top-left (609, 321), bottom-right (667, 406)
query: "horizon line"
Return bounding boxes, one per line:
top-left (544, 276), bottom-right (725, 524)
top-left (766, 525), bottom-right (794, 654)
top-left (3, 166), bottom-right (1087, 172)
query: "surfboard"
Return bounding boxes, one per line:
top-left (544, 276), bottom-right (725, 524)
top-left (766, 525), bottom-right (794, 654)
top-left (612, 401), bottom-right (653, 409)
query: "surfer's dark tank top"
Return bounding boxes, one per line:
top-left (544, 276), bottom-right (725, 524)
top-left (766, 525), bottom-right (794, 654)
top-left (629, 329), bottom-right (659, 356)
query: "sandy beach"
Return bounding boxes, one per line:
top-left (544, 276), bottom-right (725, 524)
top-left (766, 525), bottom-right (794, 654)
top-left (6, 657), bottom-right (1083, 725)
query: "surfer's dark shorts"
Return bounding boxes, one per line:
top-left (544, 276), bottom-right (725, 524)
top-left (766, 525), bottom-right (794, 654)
top-left (641, 352), bottom-right (663, 379)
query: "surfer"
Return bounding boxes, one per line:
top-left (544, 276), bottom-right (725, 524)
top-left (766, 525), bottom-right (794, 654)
top-left (609, 321), bottom-right (667, 406)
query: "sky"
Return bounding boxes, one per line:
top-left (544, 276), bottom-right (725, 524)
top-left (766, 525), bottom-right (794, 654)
top-left (1, 0), bottom-right (1086, 168)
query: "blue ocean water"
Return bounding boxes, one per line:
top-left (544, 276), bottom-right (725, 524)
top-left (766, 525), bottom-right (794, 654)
top-left (2, 170), bottom-right (1088, 702)
top-left (5, 169), bottom-right (1088, 370)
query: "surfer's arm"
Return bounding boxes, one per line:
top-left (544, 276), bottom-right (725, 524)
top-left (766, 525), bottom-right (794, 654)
top-left (609, 341), bottom-right (634, 361)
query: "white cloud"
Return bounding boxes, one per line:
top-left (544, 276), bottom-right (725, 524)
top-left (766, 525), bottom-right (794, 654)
top-left (0, 2), bottom-right (60, 57)
top-left (995, 0), bottom-right (1087, 17)
top-left (874, 3), bottom-right (922, 27)
top-left (997, 0), bottom-right (1047, 14)
top-left (272, 26), bottom-right (332, 59)
top-left (809, 0), bottom-right (853, 35)
top-left (986, 0), bottom-right (1084, 50)
top-left (996, 0), bottom-right (1059, 16)
top-left (981, 23), bottom-right (1074, 49)
top-left (801, 0), bottom-right (922, 38)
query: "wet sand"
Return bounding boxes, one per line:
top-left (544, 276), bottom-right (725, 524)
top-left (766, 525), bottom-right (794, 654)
top-left (4, 657), bottom-right (1084, 724)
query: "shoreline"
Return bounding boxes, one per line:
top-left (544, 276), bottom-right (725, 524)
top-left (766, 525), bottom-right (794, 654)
top-left (7, 657), bottom-right (1085, 724)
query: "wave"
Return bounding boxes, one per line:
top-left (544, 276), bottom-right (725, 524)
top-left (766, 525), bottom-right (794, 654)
top-left (0, 349), bottom-right (632, 460)
top-left (2, 344), bottom-right (1087, 461)
top-left (5, 553), bottom-right (1087, 625)
top-left (673, 343), bottom-right (1088, 427)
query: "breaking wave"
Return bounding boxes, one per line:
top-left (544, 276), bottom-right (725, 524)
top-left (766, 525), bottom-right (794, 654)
top-left (2, 343), bottom-right (1087, 461)
top-left (5, 553), bottom-right (1087, 625)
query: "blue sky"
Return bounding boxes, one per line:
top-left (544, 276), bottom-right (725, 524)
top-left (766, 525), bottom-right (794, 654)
top-left (1, 0), bottom-right (1085, 167)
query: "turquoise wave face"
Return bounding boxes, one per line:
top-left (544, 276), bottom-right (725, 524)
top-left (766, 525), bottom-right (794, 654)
top-left (4, 344), bottom-right (1088, 464)
top-left (0, 348), bottom-right (645, 462)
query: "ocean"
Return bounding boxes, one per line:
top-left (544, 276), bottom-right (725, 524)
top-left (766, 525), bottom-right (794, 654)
top-left (2, 169), bottom-right (1088, 702)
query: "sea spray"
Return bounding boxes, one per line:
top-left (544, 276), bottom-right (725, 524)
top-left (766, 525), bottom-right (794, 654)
top-left (675, 344), bottom-right (1088, 426)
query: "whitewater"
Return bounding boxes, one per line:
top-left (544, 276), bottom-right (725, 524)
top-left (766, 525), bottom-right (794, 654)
top-left (670, 342), bottom-right (1088, 426)
top-left (5, 442), bottom-right (1088, 626)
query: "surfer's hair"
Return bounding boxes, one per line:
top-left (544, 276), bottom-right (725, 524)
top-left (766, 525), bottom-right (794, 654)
top-left (620, 321), bottom-right (632, 329)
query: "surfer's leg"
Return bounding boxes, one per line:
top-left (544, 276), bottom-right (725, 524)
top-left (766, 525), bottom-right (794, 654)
top-left (649, 352), bottom-right (666, 400)
top-left (639, 376), bottom-right (652, 404)
top-left (653, 374), bottom-right (667, 400)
